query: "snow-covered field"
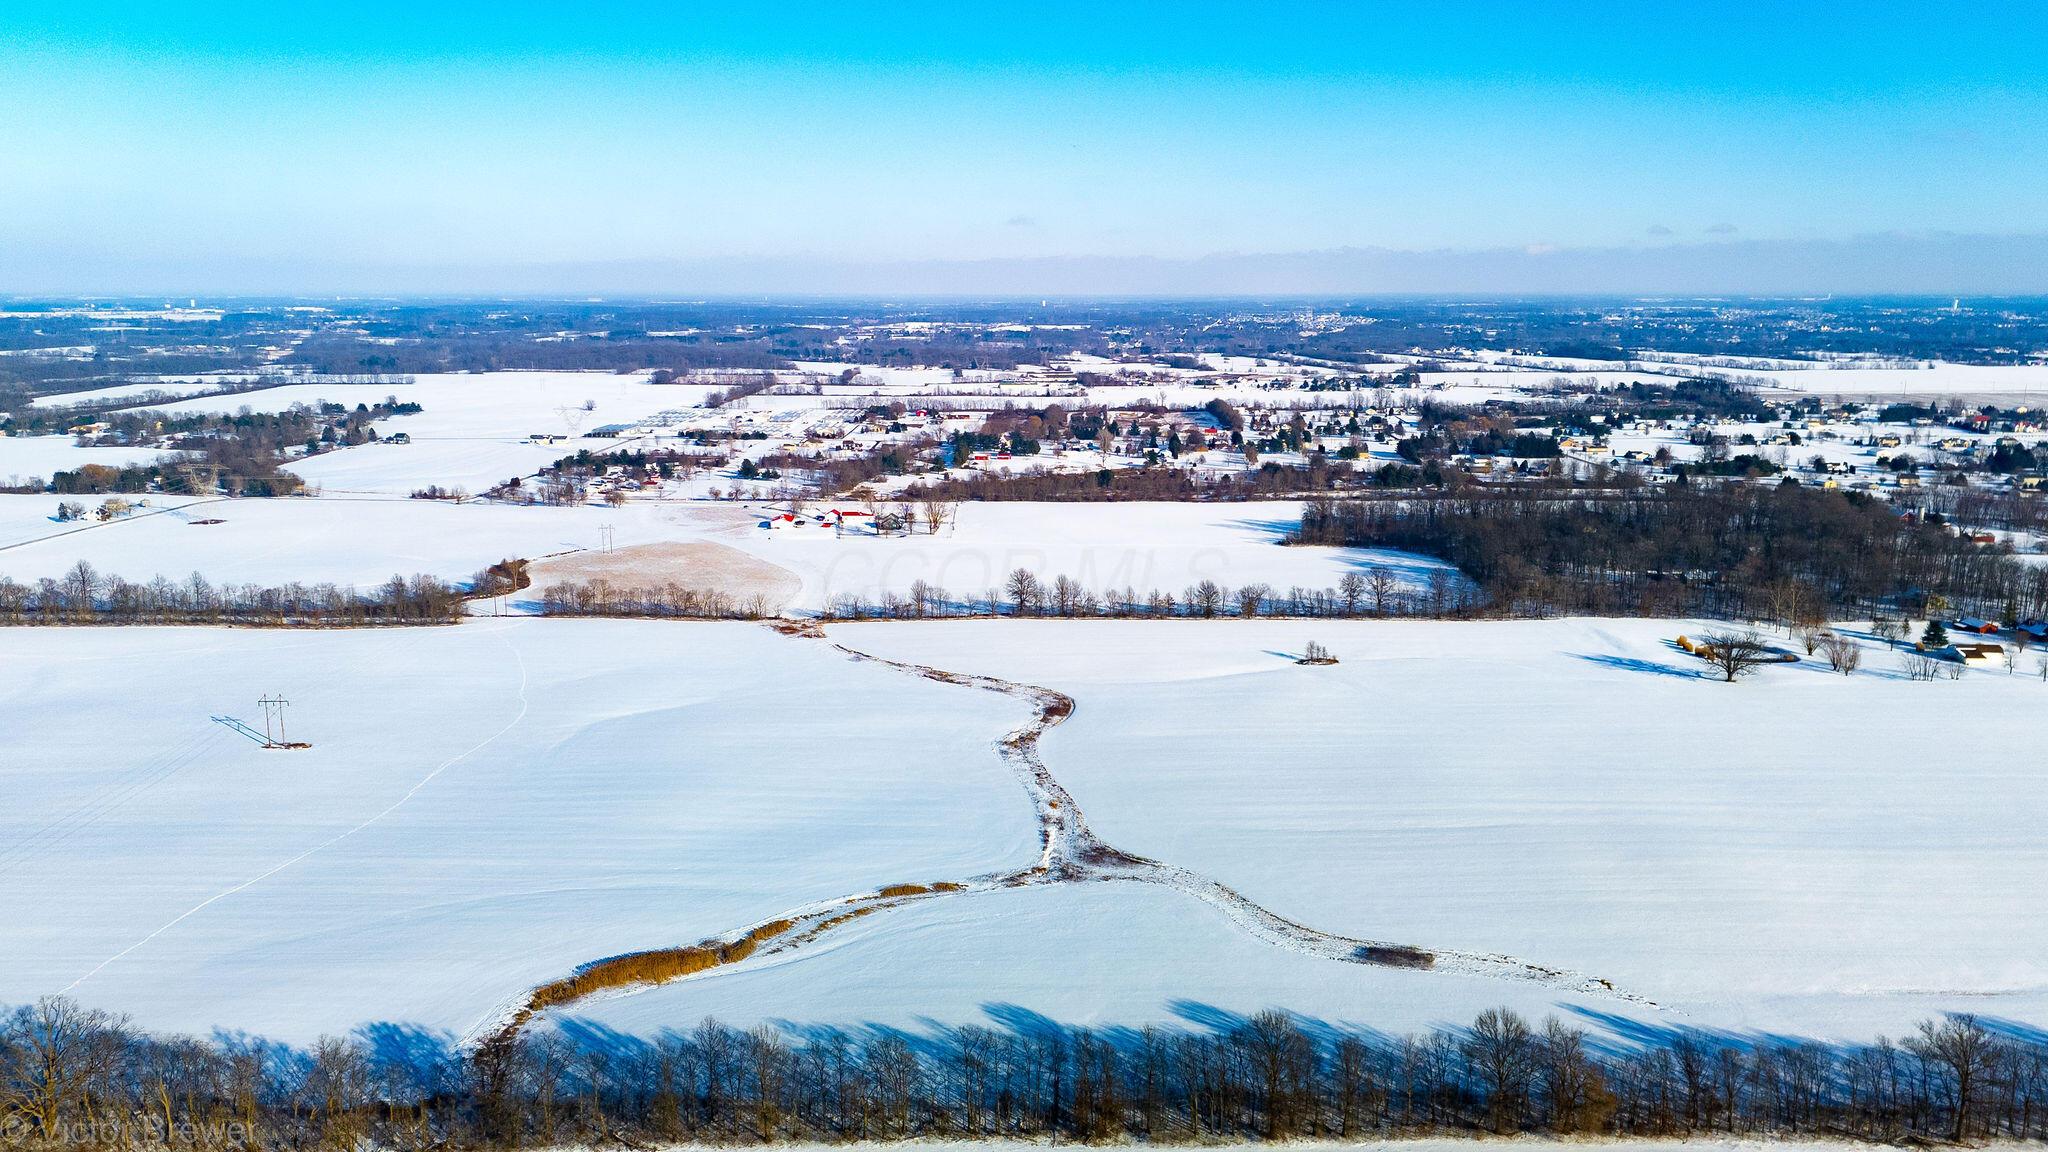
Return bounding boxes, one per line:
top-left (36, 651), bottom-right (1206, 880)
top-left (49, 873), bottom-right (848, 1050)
top-left (720, 501), bottom-right (1449, 613)
top-left (0, 620), bottom-right (1033, 1041)
top-left (806, 617), bottom-right (2048, 1041)
top-left (0, 493), bottom-right (649, 586)
top-left (6, 613), bottom-right (2043, 1048)
top-left (286, 436), bottom-right (602, 498)
top-left (1732, 361), bottom-right (2048, 397)
top-left (28, 377), bottom-right (249, 408)
top-left (4, 372), bottom-right (712, 498)
top-left (150, 371), bottom-right (703, 437)
top-left (0, 434), bottom-right (173, 486)
top-left (121, 371), bottom-right (707, 496)
top-left (0, 496), bottom-right (1427, 612)
top-left (0, 493), bottom-right (213, 555)
top-left (572, 879), bottom-right (1604, 1040)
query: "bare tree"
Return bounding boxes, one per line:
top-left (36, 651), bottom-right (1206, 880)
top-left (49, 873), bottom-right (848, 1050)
top-left (1816, 632), bottom-right (1863, 675)
top-left (0, 997), bottom-right (129, 1140)
top-left (1005, 569), bottom-right (1041, 616)
top-left (1338, 571), bottom-right (1367, 615)
top-left (1234, 1011), bottom-right (1311, 1139)
top-left (1907, 1015), bottom-right (2004, 1142)
top-left (1538, 1017), bottom-right (1611, 1134)
top-left (303, 1034), bottom-right (373, 1148)
top-left (1464, 1007), bottom-right (1537, 1134)
top-left (1050, 574), bottom-right (1085, 617)
top-left (1366, 567), bottom-right (1400, 615)
top-left (1234, 582), bottom-right (1270, 618)
top-left (1699, 631), bottom-right (1779, 682)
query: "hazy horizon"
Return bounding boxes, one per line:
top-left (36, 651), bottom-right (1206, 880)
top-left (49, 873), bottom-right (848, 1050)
top-left (13, 232), bottom-right (2048, 299)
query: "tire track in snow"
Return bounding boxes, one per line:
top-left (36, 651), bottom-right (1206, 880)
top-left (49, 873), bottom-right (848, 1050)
top-left (63, 625), bottom-right (534, 993)
top-left (494, 623), bottom-right (1645, 1042)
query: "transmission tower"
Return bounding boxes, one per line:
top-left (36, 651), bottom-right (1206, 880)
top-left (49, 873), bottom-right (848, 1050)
top-left (258, 694), bottom-right (290, 747)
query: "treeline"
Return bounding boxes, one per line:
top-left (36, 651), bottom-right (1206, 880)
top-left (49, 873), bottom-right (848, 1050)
top-left (527, 567), bottom-right (1465, 623)
top-left (537, 578), bottom-right (772, 620)
top-left (1914, 484), bottom-right (2048, 533)
top-left (53, 460), bottom-right (305, 499)
top-left (5, 997), bottom-right (2040, 1148)
top-left (51, 399), bottom-right (422, 498)
top-left (905, 466), bottom-right (1202, 502)
top-left (284, 335), bottom-right (789, 375)
top-left (0, 563), bottom-right (466, 626)
top-left (900, 460), bottom-right (1385, 502)
top-left (1296, 485), bottom-right (2048, 621)
top-left (823, 567), bottom-right (1467, 621)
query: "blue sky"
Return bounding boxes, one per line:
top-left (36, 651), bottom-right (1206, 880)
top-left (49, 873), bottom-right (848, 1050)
top-left (4, 2), bottom-right (2047, 292)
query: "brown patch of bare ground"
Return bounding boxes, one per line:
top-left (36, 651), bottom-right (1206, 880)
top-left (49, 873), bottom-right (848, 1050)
top-left (493, 878), bottom-right (985, 1044)
top-left (528, 541), bottom-right (801, 613)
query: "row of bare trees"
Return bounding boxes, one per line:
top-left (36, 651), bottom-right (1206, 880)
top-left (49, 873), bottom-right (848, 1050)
top-left (0, 563), bottom-right (465, 626)
top-left (536, 579), bottom-right (771, 620)
top-left (6, 999), bottom-right (2041, 1148)
top-left (823, 567), bottom-right (1471, 621)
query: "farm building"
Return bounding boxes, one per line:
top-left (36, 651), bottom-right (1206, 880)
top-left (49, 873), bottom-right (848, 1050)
top-left (1954, 643), bottom-right (2006, 665)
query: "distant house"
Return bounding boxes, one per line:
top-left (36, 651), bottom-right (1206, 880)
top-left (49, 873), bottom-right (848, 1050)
top-left (1954, 642), bottom-right (2005, 665)
top-left (385, 431), bottom-right (411, 444)
top-left (1953, 617), bottom-right (2002, 634)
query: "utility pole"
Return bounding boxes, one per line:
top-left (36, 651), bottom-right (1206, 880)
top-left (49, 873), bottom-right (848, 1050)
top-left (599, 523), bottom-right (615, 552)
top-left (258, 695), bottom-right (289, 747)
